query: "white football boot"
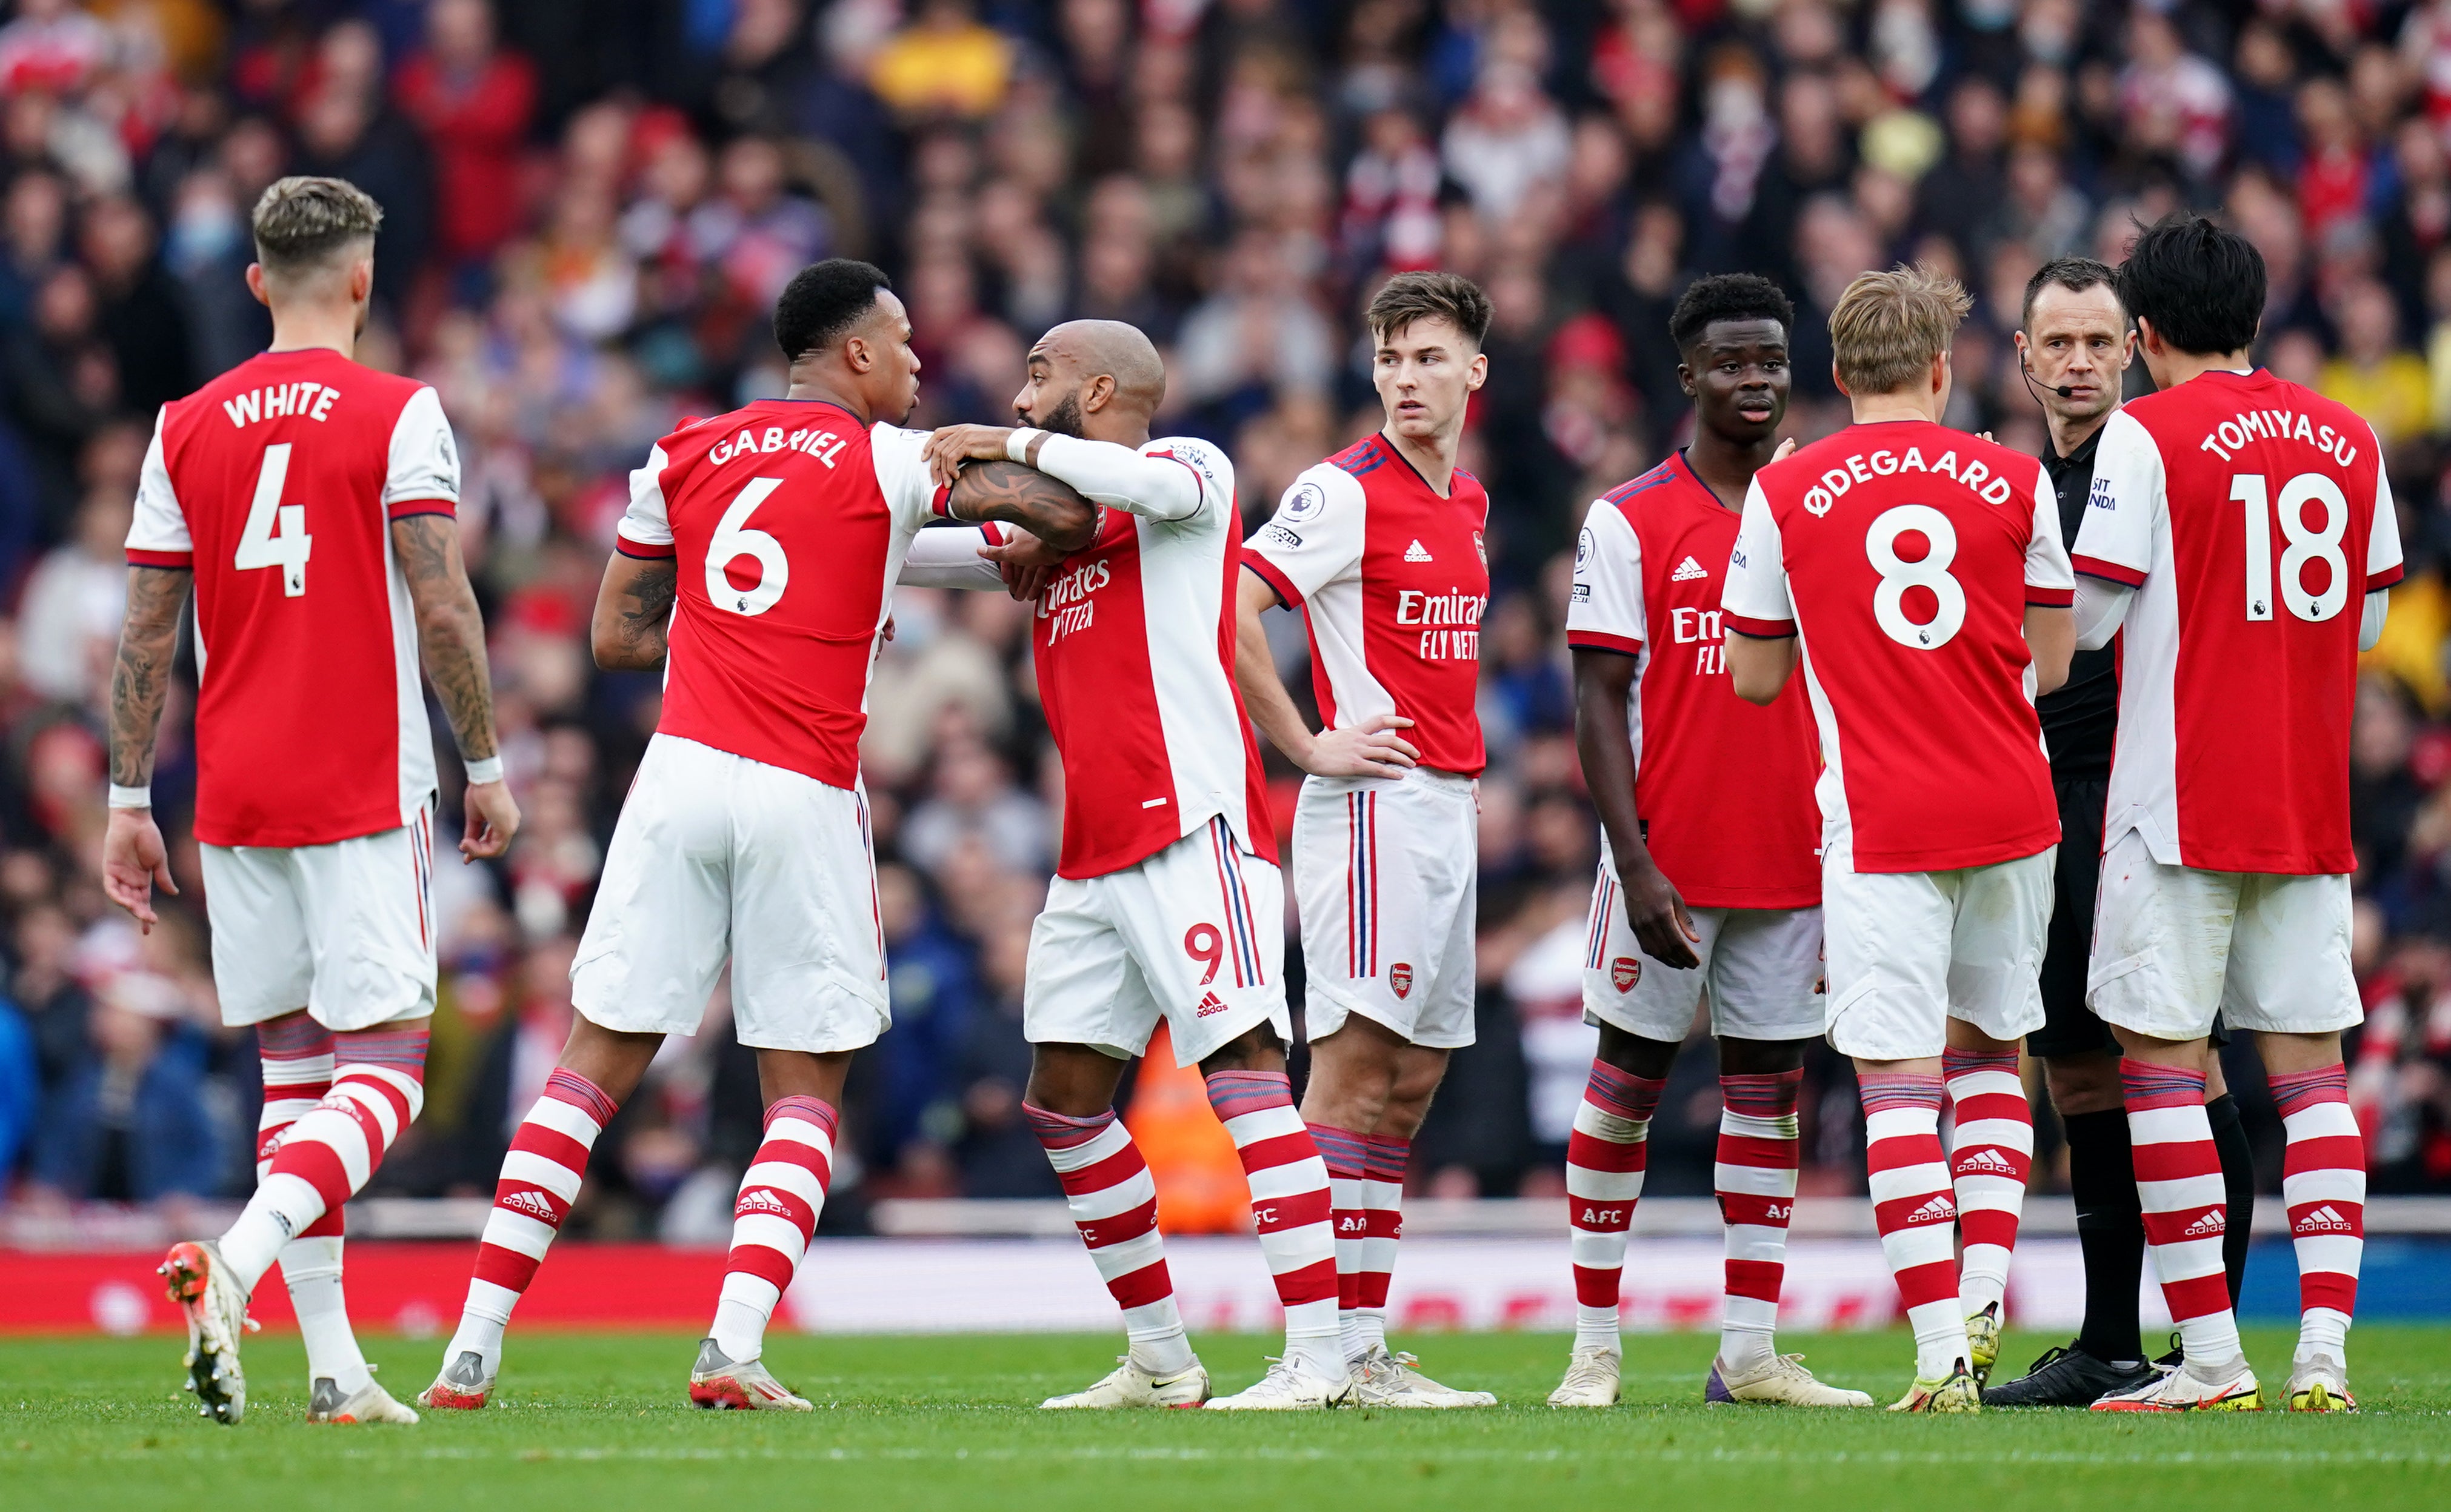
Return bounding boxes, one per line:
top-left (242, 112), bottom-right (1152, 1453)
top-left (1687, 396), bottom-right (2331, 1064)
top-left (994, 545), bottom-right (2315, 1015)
top-left (687, 1339), bottom-right (813, 1411)
top-left (419, 1350), bottom-right (496, 1411)
top-left (159, 1240), bottom-right (253, 1426)
top-left (1040, 1355), bottom-right (1210, 1409)
top-left (1350, 1347), bottom-right (1495, 1407)
top-left (1201, 1357), bottom-right (1352, 1410)
top-left (2092, 1354), bottom-right (2263, 1413)
top-left (1706, 1353), bottom-right (1874, 1407)
top-left (309, 1373), bottom-right (421, 1424)
top-left (1547, 1345), bottom-right (1621, 1407)
top-left (2286, 1352), bottom-right (2357, 1413)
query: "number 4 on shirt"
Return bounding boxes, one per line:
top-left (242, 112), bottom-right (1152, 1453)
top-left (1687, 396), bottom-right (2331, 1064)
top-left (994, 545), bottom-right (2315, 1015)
top-left (235, 441), bottom-right (312, 596)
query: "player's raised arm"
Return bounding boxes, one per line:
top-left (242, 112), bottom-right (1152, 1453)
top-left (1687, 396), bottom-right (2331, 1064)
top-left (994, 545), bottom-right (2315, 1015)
top-left (393, 511), bottom-right (519, 859)
top-left (101, 562), bottom-right (192, 931)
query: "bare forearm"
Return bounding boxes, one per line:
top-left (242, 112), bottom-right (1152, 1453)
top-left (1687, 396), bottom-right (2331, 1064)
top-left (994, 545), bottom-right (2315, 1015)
top-left (1572, 653), bottom-right (1647, 867)
top-left (108, 567), bottom-right (190, 790)
top-left (947, 460), bottom-right (1100, 551)
top-left (1235, 596), bottom-right (1316, 763)
top-left (393, 516), bottom-right (500, 759)
top-left (591, 555), bottom-right (677, 670)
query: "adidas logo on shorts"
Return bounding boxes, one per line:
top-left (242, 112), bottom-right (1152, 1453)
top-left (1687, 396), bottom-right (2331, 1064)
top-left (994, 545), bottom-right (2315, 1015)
top-left (2296, 1204), bottom-right (2356, 1234)
top-left (734, 1187), bottom-right (793, 1219)
top-left (500, 1187), bottom-right (561, 1224)
top-left (1956, 1147), bottom-right (2018, 1176)
top-left (1196, 991), bottom-right (1230, 1017)
top-left (2183, 1209), bottom-right (2227, 1238)
top-left (1905, 1194), bottom-right (1956, 1225)
top-left (1671, 555), bottom-right (1709, 582)
top-left (1404, 539), bottom-right (1433, 562)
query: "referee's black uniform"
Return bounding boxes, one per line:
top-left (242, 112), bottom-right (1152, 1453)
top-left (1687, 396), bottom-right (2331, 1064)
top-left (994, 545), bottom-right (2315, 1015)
top-left (2034, 425), bottom-right (2119, 1058)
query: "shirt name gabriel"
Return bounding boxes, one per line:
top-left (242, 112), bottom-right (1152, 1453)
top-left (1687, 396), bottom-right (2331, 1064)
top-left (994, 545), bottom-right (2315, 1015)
top-left (1801, 446), bottom-right (2017, 516)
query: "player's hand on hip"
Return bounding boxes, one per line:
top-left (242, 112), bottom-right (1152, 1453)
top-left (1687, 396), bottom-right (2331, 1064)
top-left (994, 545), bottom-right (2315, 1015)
top-left (461, 779), bottom-right (522, 861)
top-left (1619, 861), bottom-right (1701, 971)
top-left (101, 808), bottom-right (177, 933)
top-left (923, 424), bottom-right (1017, 488)
top-left (1303, 713), bottom-right (1418, 779)
top-left (981, 529), bottom-right (1065, 602)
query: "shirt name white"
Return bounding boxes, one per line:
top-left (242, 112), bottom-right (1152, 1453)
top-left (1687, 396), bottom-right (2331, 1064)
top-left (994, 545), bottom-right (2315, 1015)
top-left (711, 425), bottom-right (850, 467)
top-left (223, 382), bottom-right (339, 427)
top-left (2193, 407), bottom-right (2357, 467)
top-left (1803, 447), bottom-right (2013, 516)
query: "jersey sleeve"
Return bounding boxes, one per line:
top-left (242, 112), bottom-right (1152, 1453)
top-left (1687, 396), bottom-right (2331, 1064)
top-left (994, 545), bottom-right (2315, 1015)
top-left (125, 409), bottom-right (192, 566)
top-left (898, 524), bottom-right (1009, 590)
top-left (1564, 498), bottom-right (1644, 654)
top-left (869, 422), bottom-right (945, 536)
top-left (1029, 432), bottom-right (1213, 522)
top-left (615, 444), bottom-right (675, 558)
top-left (381, 385), bottom-right (461, 517)
top-left (2070, 408), bottom-right (2160, 587)
top-left (1244, 463), bottom-right (1364, 608)
top-left (2366, 435), bottom-right (2405, 590)
top-left (1721, 478), bottom-right (1795, 636)
top-left (2023, 458), bottom-right (2076, 606)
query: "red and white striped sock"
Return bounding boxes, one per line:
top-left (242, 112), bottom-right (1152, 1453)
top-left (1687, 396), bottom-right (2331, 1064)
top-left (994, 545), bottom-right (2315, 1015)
top-left (255, 1014), bottom-right (367, 1394)
top-left (2123, 1059), bottom-right (2244, 1369)
top-left (1353, 1133), bottom-right (1407, 1359)
top-left (218, 1024), bottom-right (430, 1294)
top-left (1025, 1102), bottom-right (1194, 1375)
top-left (442, 1068), bottom-right (619, 1376)
top-left (1310, 1122), bottom-right (1372, 1360)
top-left (1861, 1071), bottom-right (1966, 1379)
top-left (1204, 1070), bottom-right (1340, 1379)
top-left (708, 1095), bottom-right (838, 1362)
top-left (1716, 1068), bottom-right (1801, 1371)
top-left (1944, 1047), bottom-right (2033, 1319)
top-left (2270, 1064), bottom-right (2363, 1364)
top-left (1566, 1061), bottom-right (1665, 1355)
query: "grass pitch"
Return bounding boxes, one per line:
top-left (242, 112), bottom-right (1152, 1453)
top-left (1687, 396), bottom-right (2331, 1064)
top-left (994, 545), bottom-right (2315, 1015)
top-left (4, 1327), bottom-right (2447, 1511)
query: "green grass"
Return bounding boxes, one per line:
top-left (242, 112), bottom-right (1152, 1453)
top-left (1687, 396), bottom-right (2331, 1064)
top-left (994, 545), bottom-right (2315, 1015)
top-left (4, 1328), bottom-right (2447, 1510)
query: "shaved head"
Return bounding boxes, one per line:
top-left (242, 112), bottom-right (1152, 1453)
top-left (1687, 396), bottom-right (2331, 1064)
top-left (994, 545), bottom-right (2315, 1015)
top-left (1035, 319), bottom-right (1166, 415)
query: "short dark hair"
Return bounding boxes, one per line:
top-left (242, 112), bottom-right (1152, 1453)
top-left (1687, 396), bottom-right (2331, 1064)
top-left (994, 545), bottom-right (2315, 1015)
top-left (1366, 270), bottom-right (1492, 347)
top-left (2115, 213), bottom-right (2264, 356)
top-left (773, 259), bottom-right (893, 362)
top-left (251, 176), bottom-right (382, 278)
top-left (2021, 256), bottom-right (2122, 330)
top-left (1670, 273), bottom-right (1795, 352)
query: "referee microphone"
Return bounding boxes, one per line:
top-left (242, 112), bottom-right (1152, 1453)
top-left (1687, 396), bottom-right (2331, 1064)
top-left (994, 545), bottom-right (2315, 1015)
top-left (2021, 360), bottom-right (2076, 401)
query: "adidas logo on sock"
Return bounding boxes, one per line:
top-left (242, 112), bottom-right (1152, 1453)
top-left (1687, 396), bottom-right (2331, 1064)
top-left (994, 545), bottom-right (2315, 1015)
top-left (1956, 1147), bottom-right (2019, 1176)
top-left (1404, 539), bottom-right (1433, 562)
top-left (499, 1187), bottom-right (561, 1224)
top-left (2182, 1210), bottom-right (2227, 1238)
top-left (1906, 1194), bottom-right (1956, 1225)
top-left (1196, 990), bottom-right (1230, 1017)
top-left (1671, 555), bottom-right (1708, 582)
top-left (734, 1187), bottom-right (794, 1219)
top-left (2296, 1205), bottom-right (2355, 1234)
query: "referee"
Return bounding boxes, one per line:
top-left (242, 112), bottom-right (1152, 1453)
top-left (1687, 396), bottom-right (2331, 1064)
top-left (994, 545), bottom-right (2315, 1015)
top-left (1982, 259), bottom-right (2260, 1406)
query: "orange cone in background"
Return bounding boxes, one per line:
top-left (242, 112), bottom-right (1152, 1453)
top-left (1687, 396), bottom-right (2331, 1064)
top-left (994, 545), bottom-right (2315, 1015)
top-left (1124, 1023), bottom-right (1253, 1233)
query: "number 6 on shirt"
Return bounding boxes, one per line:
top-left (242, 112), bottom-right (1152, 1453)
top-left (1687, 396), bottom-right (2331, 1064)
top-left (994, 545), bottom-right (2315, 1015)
top-left (706, 476), bottom-right (789, 616)
top-left (235, 442), bottom-right (312, 596)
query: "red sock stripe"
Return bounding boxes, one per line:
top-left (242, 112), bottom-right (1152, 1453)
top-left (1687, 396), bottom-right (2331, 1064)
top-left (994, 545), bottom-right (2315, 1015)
top-left (2283, 1134), bottom-right (2366, 1177)
top-left (1864, 1130), bottom-right (1946, 1178)
top-left (1236, 1129), bottom-right (1321, 1174)
top-left (474, 1242), bottom-right (544, 1291)
top-left (1567, 1127), bottom-right (1649, 1174)
top-left (1250, 1186), bottom-right (1333, 1231)
top-left (2132, 1138), bottom-right (2224, 1183)
top-left (1108, 1258), bottom-right (1176, 1309)
top-left (2161, 1270), bottom-right (2233, 1322)
top-left (1275, 1256), bottom-right (1339, 1307)
top-left (1718, 1191), bottom-right (1792, 1228)
top-left (1959, 1211), bottom-right (2021, 1248)
top-left (1892, 1256), bottom-right (1959, 1310)
top-left (268, 1136), bottom-right (354, 1215)
top-left (2300, 1271), bottom-right (2358, 1315)
top-left (1716, 1133), bottom-right (1795, 1169)
top-left (1081, 1196), bottom-right (1160, 1251)
top-left (723, 1242), bottom-right (799, 1294)
top-left (1726, 1257), bottom-right (1784, 1303)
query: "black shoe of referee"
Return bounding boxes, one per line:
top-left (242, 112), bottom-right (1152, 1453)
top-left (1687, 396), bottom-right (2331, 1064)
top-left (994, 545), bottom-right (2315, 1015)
top-left (1980, 1342), bottom-right (2156, 1407)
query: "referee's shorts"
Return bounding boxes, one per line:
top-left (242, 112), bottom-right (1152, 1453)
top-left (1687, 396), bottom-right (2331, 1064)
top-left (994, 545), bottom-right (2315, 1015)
top-left (2032, 772), bottom-right (2225, 1058)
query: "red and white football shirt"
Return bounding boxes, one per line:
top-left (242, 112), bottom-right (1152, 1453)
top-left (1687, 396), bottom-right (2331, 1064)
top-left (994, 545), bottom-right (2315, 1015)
top-left (616, 399), bottom-right (938, 790)
top-left (125, 348), bottom-right (459, 848)
top-left (2075, 370), bottom-right (2401, 874)
top-left (956, 433), bottom-right (1273, 881)
top-left (1721, 420), bottom-right (2073, 873)
top-left (1242, 432), bottom-right (1489, 777)
top-left (1567, 451), bottom-right (1821, 908)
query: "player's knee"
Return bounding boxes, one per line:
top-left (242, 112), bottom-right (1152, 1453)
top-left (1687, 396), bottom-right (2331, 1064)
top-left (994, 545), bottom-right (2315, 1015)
top-left (1196, 1023), bottom-right (1286, 1076)
top-left (1596, 1024), bottom-right (1678, 1081)
top-left (1716, 1035), bottom-right (1810, 1076)
top-left (2043, 1052), bottom-right (2123, 1115)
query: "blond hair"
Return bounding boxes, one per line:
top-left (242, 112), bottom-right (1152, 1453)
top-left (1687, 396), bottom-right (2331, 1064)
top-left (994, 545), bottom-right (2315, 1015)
top-left (1827, 264), bottom-right (1971, 396)
top-left (250, 176), bottom-right (383, 279)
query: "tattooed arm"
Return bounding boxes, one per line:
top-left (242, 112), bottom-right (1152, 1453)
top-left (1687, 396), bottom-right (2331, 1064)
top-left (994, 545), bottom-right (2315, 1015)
top-left (100, 565), bottom-right (192, 931)
top-left (393, 513), bottom-right (520, 859)
top-left (590, 553), bottom-right (679, 671)
top-left (942, 459), bottom-right (1101, 552)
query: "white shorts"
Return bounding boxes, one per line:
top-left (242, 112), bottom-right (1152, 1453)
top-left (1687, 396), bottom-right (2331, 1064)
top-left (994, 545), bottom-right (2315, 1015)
top-left (2087, 827), bottom-right (2358, 1042)
top-left (1025, 817), bottom-right (1292, 1068)
top-left (1292, 768), bottom-right (1477, 1050)
top-left (1581, 839), bottom-right (1824, 1042)
top-left (572, 734), bottom-right (887, 1054)
top-left (1821, 827), bottom-right (2051, 1060)
top-left (202, 811), bottom-right (439, 1031)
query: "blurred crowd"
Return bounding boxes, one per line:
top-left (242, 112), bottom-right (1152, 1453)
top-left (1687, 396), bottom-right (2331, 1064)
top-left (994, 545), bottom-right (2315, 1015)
top-left (2, 0), bottom-right (2450, 1242)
